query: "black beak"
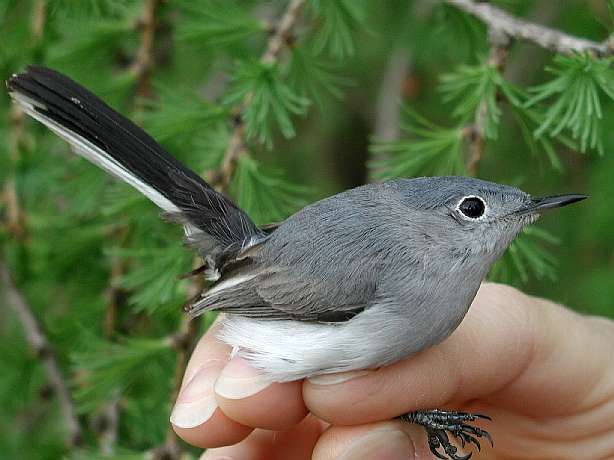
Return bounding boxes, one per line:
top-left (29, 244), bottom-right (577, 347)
top-left (518, 194), bottom-right (588, 214)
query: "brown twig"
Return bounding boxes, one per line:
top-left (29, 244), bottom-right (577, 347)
top-left (92, 398), bottom-right (120, 456)
top-left (151, 3), bottom-right (308, 458)
top-left (3, 106), bottom-right (27, 241)
top-left (94, 2), bottom-right (161, 453)
top-left (31, 0), bottom-right (46, 42)
top-left (444, 0), bottom-right (614, 56)
top-left (150, 311), bottom-right (201, 460)
top-left (131, 0), bottom-right (160, 99)
top-left (261, 0), bottom-right (306, 64)
top-left (209, 0), bottom-right (307, 192)
top-left (1, 262), bottom-right (83, 448)
top-left (106, 0), bottom-right (160, 342)
top-left (3, 0), bottom-right (81, 449)
top-left (95, 243), bottom-right (124, 455)
top-left (3, 0), bottom-right (46, 242)
top-left (5, 0), bottom-right (45, 238)
top-left (149, 282), bottom-right (201, 460)
top-left (465, 28), bottom-right (511, 176)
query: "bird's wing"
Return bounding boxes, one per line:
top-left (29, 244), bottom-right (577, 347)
top-left (186, 251), bottom-right (373, 323)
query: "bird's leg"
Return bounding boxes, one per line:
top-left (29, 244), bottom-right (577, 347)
top-left (399, 409), bottom-right (493, 460)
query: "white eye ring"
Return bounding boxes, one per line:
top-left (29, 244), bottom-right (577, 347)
top-left (455, 195), bottom-right (487, 220)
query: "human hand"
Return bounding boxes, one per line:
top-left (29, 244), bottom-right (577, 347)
top-left (170, 282), bottom-right (614, 459)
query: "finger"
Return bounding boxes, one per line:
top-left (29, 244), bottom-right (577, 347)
top-left (311, 420), bottom-right (468, 460)
top-left (200, 414), bottom-right (325, 460)
top-left (171, 318), bottom-right (253, 448)
top-left (303, 282), bottom-right (541, 424)
top-left (214, 356), bottom-right (309, 430)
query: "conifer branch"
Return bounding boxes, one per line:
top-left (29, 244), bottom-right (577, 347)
top-left (154, 4), bottom-right (308, 458)
top-left (31, 0), bottom-right (46, 42)
top-left (150, 308), bottom-right (200, 460)
top-left (131, 0), bottom-right (160, 99)
top-left (2, 0), bottom-right (46, 241)
top-left (466, 29), bottom-right (511, 176)
top-left (92, 398), bottom-right (120, 456)
top-left (96, 249), bottom-right (123, 455)
top-left (444, 0), bottom-right (614, 56)
top-left (261, 0), bottom-right (306, 64)
top-left (0, 262), bottom-right (83, 448)
top-left (3, 105), bottom-right (26, 240)
top-left (96, 2), bottom-right (161, 453)
top-left (210, 0), bottom-right (307, 191)
top-left (2, 0), bottom-right (83, 450)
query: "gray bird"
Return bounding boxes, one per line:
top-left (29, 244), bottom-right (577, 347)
top-left (7, 66), bottom-right (586, 460)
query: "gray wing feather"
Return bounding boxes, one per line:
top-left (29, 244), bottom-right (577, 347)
top-left (188, 263), bottom-right (368, 322)
top-left (187, 182), bottom-right (410, 323)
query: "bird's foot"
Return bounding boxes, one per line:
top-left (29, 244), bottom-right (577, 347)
top-left (399, 409), bottom-right (493, 460)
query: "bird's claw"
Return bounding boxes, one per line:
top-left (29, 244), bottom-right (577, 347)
top-left (399, 409), bottom-right (492, 460)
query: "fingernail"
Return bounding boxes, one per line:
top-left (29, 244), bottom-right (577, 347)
top-left (170, 363), bottom-right (223, 428)
top-left (308, 369), bottom-right (372, 385)
top-left (214, 356), bottom-right (271, 399)
top-left (200, 452), bottom-right (235, 460)
top-left (338, 430), bottom-right (414, 460)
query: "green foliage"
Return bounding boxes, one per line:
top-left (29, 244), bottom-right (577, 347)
top-left (526, 54), bottom-right (614, 154)
top-left (49, 0), bottom-right (135, 19)
top-left (433, 3), bottom-right (485, 57)
top-left (609, 0), bottom-right (614, 27)
top-left (72, 336), bottom-right (172, 411)
top-left (112, 245), bottom-right (192, 314)
top-left (370, 109), bottom-right (466, 179)
top-left (67, 451), bottom-right (150, 460)
top-left (2, 1), bottom-right (613, 458)
top-left (178, 0), bottom-right (266, 47)
top-left (440, 60), bottom-right (521, 139)
top-left (308, 0), bottom-right (367, 58)
top-left (225, 61), bottom-right (310, 147)
top-left (511, 105), bottom-right (567, 171)
top-left (288, 46), bottom-right (350, 107)
top-left (489, 227), bottom-right (559, 284)
top-left (231, 155), bottom-right (309, 224)
top-left (141, 84), bottom-right (228, 151)
top-left (47, 17), bottom-right (135, 66)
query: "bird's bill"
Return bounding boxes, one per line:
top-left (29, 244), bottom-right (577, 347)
top-left (518, 194), bottom-right (588, 214)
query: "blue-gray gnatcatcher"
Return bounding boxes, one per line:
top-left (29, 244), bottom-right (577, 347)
top-left (7, 66), bottom-right (587, 460)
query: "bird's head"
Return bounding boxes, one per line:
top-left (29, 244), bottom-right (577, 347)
top-left (393, 176), bottom-right (586, 267)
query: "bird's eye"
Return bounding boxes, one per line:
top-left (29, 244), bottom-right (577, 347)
top-left (458, 196), bottom-right (486, 219)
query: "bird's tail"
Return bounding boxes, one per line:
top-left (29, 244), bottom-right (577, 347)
top-left (7, 66), bottom-right (262, 268)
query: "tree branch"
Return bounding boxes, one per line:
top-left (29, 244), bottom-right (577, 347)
top-left (150, 308), bottom-right (201, 460)
top-left (31, 0), bottom-right (46, 42)
top-left (209, 0), bottom-right (307, 192)
top-left (131, 0), bottom-right (160, 99)
top-left (261, 0), bottom-right (306, 64)
top-left (95, 3), bottom-right (161, 453)
top-left (3, 90), bottom-right (27, 241)
top-left (92, 397), bottom-right (119, 456)
top-left (1, 262), bottom-right (83, 448)
top-left (152, 4), bottom-right (308, 458)
top-left (466, 28), bottom-right (511, 176)
top-left (444, 0), bottom-right (614, 56)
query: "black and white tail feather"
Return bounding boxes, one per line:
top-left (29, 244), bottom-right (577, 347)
top-left (7, 66), bottom-right (267, 293)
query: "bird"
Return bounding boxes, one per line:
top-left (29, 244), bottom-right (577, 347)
top-left (7, 65), bottom-right (586, 459)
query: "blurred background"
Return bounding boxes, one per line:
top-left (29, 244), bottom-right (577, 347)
top-left (1, 1), bottom-right (613, 458)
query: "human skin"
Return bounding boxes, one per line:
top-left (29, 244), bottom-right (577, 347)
top-left (170, 282), bottom-right (614, 460)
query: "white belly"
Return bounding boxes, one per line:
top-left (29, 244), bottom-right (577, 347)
top-left (217, 306), bottom-right (431, 382)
